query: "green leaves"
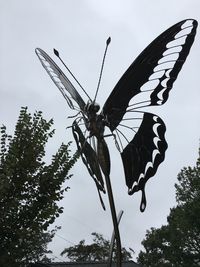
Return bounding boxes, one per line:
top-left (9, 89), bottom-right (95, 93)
top-left (138, 149), bottom-right (200, 267)
top-left (60, 232), bottom-right (134, 262)
top-left (0, 107), bottom-right (77, 266)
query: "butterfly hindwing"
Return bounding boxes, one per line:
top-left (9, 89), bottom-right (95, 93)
top-left (121, 113), bottom-right (167, 211)
top-left (72, 121), bottom-right (106, 210)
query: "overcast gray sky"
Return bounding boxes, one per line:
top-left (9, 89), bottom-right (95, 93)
top-left (1, 0), bottom-right (200, 262)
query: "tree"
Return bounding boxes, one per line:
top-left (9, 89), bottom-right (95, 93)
top-left (61, 232), bottom-right (134, 262)
top-left (0, 107), bottom-right (77, 266)
top-left (137, 149), bottom-right (200, 267)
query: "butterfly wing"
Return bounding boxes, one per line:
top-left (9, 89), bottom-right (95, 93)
top-left (72, 121), bottom-right (106, 210)
top-left (102, 19), bottom-right (197, 211)
top-left (121, 113), bottom-right (168, 211)
top-left (35, 48), bottom-right (86, 111)
top-left (35, 48), bottom-right (107, 207)
top-left (102, 19), bottom-right (197, 130)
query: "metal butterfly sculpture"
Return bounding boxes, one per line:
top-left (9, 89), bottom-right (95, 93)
top-left (36, 19), bottom-right (197, 213)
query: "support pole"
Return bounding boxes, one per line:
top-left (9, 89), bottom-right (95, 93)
top-left (108, 210), bottom-right (124, 267)
top-left (104, 175), bottom-right (122, 267)
top-left (97, 139), bottom-right (122, 267)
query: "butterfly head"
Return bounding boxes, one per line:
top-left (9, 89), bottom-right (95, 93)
top-left (85, 101), bottom-right (100, 114)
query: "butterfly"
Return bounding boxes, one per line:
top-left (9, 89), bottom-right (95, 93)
top-left (35, 19), bottom-right (197, 212)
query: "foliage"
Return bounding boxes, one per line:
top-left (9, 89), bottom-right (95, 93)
top-left (137, 149), bottom-right (200, 267)
top-left (61, 232), bottom-right (134, 262)
top-left (0, 107), bottom-right (77, 266)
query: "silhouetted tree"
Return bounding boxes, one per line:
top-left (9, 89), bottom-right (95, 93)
top-left (0, 107), bottom-right (77, 266)
top-left (138, 149), bottom-right (200, 267)
top-left (61, 232), bottom-right (134, 262)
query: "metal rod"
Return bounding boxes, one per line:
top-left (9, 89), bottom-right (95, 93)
top-left (94, 37), bottom-right (111, 102)
top-left (53, 48), bottom-right (92, 101)
top-left (108, 210), bottom-right (124, 267)
top-left (104, 174), bottom-right (122, 267)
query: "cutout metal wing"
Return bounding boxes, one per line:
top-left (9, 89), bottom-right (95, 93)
top-left (102, 19), bottom-right (197, 211)
top-left (35, 48), bottom-right (86, 111)
top-left (72, 121), bottom-right (106, 210)
top-left (102, 19), bottom-right (197, 129)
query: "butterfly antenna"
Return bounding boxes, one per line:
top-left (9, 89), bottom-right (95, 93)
top-left (53, 48), bottom-right (92, 101)
top-left (94, 37), bottom-right (111, 102)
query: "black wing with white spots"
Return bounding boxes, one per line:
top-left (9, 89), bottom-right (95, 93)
top-left (102, 19), bottom-right (197, 211)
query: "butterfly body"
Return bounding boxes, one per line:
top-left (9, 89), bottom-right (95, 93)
top-left (83, 102), bottom-right (105, 139)
top-left (35, 19), bottom-right (197, 212)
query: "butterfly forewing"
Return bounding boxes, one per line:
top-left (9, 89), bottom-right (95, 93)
top-left (35, 48), bottom-right (86, 111)
top-left (102, 19), bottom-right (198, 131)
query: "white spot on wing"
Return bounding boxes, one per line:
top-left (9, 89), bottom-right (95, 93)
top-left (157, 88), bottom-right (166, 101)
top-left (153, 136), bottom-right (160, 148)
top-left (158, 53), bottom-right (179, 64)
top-left (163, 46), bottom-right (182, 56)
top-left (153, 122), bottom-right (160, 136)
top-left (175, 26), bottom-right (192, 38)
top-left (140, 79), bottom-right (159, 92)
top-left (152, 149), bottom-right (159, 163)
top-left (167, 35), bottom-right (187, 48)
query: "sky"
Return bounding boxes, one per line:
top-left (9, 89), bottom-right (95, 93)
top-left (1, 0), bottom-right (200, 262)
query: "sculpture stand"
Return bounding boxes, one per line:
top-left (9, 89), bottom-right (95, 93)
top-left (104, 174), bottom-right (122, 267)
top-left (108, 210), bottom-right (124, 267)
